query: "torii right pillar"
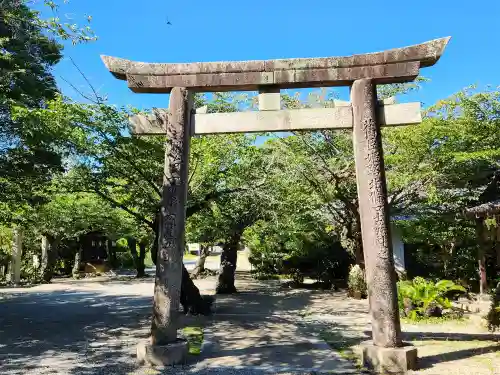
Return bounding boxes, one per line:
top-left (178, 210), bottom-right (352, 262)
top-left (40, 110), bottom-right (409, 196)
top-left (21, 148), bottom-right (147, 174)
top-left (352, 79), bottom-right (416, 373)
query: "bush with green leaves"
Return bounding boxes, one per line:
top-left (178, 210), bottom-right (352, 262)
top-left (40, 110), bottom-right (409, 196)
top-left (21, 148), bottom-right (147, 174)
top-left (348, 264), bottom-right (366, 298)
top-left (251, 272), bottom-right (280, 281)
top-left (486, 280), bottom-right (500, 332)
top-left (397, 277), bottom-right (466, 320)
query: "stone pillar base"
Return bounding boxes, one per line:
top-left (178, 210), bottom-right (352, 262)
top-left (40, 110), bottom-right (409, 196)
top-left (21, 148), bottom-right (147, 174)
top-left (360, 341), bottom-right (417, 374)
top-left (136, 339), bottom-right (188, 367)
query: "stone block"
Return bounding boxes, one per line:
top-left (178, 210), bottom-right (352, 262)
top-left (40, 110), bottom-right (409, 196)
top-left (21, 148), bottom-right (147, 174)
top-left (360, 341), bottom-right (417, 374)
top-left (258, 88), bottom-right (281, 111)
top-left (136, 339), bottom-right (188, 367)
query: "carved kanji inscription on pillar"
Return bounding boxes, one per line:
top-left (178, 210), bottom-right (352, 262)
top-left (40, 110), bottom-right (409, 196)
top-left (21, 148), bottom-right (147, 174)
top-left (351, 79), bottom-right (402, 348)
top-left (150, 87), bottom-right (193, 345)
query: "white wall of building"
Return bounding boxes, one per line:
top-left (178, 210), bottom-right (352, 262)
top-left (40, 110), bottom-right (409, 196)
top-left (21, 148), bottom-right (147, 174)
top-left (390, 223), bottom-right (405, 275)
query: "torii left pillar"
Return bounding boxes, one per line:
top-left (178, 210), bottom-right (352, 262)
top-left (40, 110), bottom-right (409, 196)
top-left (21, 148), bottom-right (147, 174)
top-left (137, 87), bottom-right (192, 366)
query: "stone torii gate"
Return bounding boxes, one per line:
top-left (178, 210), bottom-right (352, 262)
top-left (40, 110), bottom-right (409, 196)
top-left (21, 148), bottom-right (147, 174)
top-left (102, 37), bottom-right (450, 372)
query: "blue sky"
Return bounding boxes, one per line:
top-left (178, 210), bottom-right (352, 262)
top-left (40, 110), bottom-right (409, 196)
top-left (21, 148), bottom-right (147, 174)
top-left (48, 0), bottom-right (500, 110)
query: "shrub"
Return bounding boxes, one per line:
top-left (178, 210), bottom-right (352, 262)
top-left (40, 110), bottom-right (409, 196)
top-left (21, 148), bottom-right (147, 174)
top-left (486, 280), bottom-right (500, 332)
top-left (251, 272), bottom-right (279, 281)
top-left (397, 277), bottom-right (466, 320)
top-left (348, 264), bottom-right (366, 298)
top-left (115, 251), bottom-right (135, 269)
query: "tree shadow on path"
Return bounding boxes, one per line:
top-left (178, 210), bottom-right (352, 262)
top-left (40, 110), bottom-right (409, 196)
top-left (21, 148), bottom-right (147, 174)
top-left (0, 289), bottom-right (152, 375)
top-left (197, 272), bottom-right (358, 373)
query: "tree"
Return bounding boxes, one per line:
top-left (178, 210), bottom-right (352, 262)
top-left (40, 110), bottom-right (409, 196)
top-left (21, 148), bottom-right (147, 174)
top-left (249, 82), bottom-right (500, 291)
top-left (194, 189), bottom-right (265, 294)
top-left (31, 188), bottom-right (136, 281)
top-left (12, 92), bottom-right (265, 313)
top-left (1, 0), bottom-right (95, 209)
top-left (263, 86), bottom-right (426, 268)
top-left (389, 86), bottom-right (500, 290)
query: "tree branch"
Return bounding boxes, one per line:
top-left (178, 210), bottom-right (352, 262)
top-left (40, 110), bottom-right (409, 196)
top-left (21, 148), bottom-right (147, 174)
top-left (91, 188), bottom-right (154, 228)
top-left (62, 60), bottom-right (162, 198)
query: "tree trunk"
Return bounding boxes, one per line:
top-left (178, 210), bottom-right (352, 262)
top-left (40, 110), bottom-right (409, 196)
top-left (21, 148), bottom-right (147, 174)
top-left (495, 218), bottom-right (500, 275)
top-left (128, 237), bottom-right (146, 277)
top-left (479, 255), bottom-right (488, 295)
top-left (340, 212), bottom-right (364, 269)
top-left (137, 241), bottom-right (147, 278)
top-left (216, 235), bottom-right (240, 294)
top-left (151, 215), bottom-right (212, 315)
top-left (40, 235), bottom-right (59, 283)
top-left (10, 227), bottom-right (23, 285)
top-left (476, 219), bottom-right (489, 295)
top-left (127, 237), bottom-right (138, 263)
top-left (353, 226), bottom-right (364, 269)
top-left (192, 244), bottom-right (210, 277)
top-left (3, 264), bottom-right (8, 278)
top-left (107, 239), bottom-right (118, 268)
top-left (180, 263), bottom-right (214, 315)
top-left (72, 244), bottom-right (82, 279)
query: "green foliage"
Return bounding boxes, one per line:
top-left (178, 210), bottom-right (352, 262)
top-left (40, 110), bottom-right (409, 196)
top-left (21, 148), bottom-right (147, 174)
top-left (34, 191), bottom-right (136, 240)
top-left (397, 277), bottom-right (466, 320)
top-left (115, 238), bottom-right (129, 252)
top-left (1, 1), bottom-right (96, 214)
top-left (182, 326), bottom-right (204, 355)
top-left (115, 251), bottom-right (135, 269)
top-left (246, 217), bottom-right (352, 285)
top-left (347, 264), bottom-right (366, 297)
top-left (486, 281), bottom-right (500, 332)
top-left (392, 86), bottom-right (500, 286)
top-left (0, 226), bottom-right (13, 253)
top-left (2, 7), bottom-right (499, 296)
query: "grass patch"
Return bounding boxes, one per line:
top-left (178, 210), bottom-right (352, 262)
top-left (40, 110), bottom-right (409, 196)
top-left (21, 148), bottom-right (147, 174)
top-left (251, 272), bottom-right (290, 281)
top-left (144, 252), bottom-right (154, 267)
top-left (182, 326), bottom-right (204, 355)
top-left (401, 315), bottom-right (468, 325)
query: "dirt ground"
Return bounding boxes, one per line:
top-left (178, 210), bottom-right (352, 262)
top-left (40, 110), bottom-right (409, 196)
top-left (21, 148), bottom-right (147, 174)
top-left (0, 271), bottom-right (498, 374)
top-left (298, 284), bottom-right (500, 375)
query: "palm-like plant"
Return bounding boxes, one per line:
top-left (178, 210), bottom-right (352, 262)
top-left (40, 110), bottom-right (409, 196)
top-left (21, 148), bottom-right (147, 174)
top-left (398, 277), bottom-right (466, 319)
top-left (486, 280), bottom-right (500, 332)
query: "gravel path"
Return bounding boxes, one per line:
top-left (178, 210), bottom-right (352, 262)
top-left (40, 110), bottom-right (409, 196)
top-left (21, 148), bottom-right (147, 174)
top-left (2, 269), bottom-right (496, 375)
top-left (0, 273), bottom-right (352, 374)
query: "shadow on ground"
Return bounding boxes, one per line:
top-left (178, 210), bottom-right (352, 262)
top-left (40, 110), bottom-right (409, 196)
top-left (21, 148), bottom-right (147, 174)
top-left (196, 272), bottom-right (358, 373)
top-left (399, 331), bottom-right (500, 370)
top-left (0, 288), bottom-right (152, 375)
top-left (1, 271), bottom-right (498, 374)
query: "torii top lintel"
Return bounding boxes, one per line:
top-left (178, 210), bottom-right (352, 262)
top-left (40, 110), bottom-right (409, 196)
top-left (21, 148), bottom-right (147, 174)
top-left (101, 37), bottom-right (450, 93)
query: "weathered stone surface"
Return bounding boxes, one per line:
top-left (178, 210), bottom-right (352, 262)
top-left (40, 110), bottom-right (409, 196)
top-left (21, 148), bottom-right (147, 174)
top-left (129, 106), bottom-right (210, 135)
top-left (130, 102), bottom-right (421, 135)
top-left (150, 87), bottom-right (193, 345)
top-left (129, 109), bottom-right (167, 135)
top-left (379, 102), bottom-right (421, 126)
top-left (136, 339), bottom-right (188, 366)
top-left (194, 107), bottom-right (352, 134)
top-left (351, 79), bottom-right (402, 348)
top-left (126, 71), bottom-right (273, 93)
top-left (126, 62), bottom-right (420, 93)
top-left (102, 37), bottom-right (450, 79)
top-left (360, 341), bottom-right (418, 374)
top-left (258, 87), bottom-right (281, 111)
